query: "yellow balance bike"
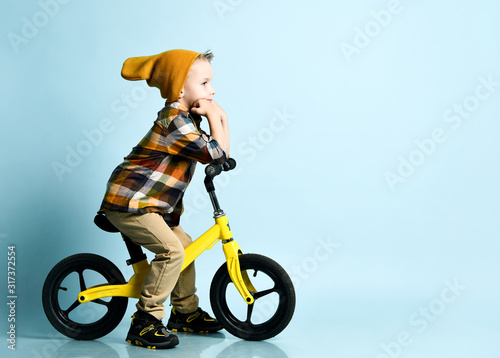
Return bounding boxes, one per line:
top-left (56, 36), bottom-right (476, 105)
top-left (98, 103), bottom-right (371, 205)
top-left (42, 158), bottom-right (295, 341)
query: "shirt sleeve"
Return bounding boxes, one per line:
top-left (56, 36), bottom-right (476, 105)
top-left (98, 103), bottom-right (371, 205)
top-left (162, 113), bottom-right (227, 164)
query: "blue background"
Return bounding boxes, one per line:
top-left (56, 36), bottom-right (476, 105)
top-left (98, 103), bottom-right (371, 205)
top-left (1, 0), bottom-right (500, 357)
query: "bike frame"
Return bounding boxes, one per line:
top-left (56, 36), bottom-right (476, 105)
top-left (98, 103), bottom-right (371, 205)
top-left (78, 161), bottom-right (256, 306)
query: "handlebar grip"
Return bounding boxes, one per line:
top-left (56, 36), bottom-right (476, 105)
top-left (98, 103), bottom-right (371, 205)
top-left (205, 163), bottom-right (222, 178)
top-left (222, 158), bottom-right (237, 171)
top-left (205, 158), bottom-right (237, 179)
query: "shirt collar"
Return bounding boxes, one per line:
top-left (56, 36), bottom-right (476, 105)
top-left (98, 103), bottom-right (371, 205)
top-left (166, 101), bottom-right (203, 127)
top-left (167, 101), bottom-right (189, 112)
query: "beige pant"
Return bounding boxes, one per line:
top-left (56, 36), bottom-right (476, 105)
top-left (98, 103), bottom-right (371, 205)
top-left (105, 211), bottom-right (199, 321)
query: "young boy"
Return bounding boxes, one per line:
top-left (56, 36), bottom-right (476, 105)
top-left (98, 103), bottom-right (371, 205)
top-left (98, 49), bottom-right (230, 349)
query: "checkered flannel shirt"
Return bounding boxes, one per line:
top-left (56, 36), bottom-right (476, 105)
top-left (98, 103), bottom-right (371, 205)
top-left (99, 102), bottom-right (227, 226)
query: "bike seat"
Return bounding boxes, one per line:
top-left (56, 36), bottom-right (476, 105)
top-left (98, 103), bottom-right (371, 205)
top-left (94, 214), bottom-right (120, 233)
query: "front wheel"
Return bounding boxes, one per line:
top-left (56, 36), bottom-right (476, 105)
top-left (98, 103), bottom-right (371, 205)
top-left (210, 254), bottom-right (295, 341)
top-left (42, 253), bottom-right (128, 340)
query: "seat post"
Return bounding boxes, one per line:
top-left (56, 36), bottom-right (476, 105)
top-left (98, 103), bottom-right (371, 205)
top-left (121, 234), bottom-right (147, 265)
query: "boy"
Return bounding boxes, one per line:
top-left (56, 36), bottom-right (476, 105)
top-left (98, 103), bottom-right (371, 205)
top-left (98, 49), bottom-right (230, 349)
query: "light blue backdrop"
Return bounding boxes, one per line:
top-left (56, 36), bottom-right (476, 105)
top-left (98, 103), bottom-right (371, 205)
top-left (1, 0), bottom-right (499, 357)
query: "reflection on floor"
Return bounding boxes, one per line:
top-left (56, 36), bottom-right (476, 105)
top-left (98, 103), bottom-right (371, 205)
top-left (14, 328), bottom-right (295, 358)
top-left (8, 297), bottom-right (499, 358)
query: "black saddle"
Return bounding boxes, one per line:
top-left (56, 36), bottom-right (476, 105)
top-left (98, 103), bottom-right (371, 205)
top-left (94, 214), bottom-right (119, 233)
top-left (94, 214), bottom-right (147, 265)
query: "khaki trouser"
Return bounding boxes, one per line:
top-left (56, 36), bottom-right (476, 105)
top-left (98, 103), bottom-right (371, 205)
top-left (105, 211), bottom-right (199, 321)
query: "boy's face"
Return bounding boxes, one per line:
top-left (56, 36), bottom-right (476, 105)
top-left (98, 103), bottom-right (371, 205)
top-left (178, 59), bottom-right (215, 108)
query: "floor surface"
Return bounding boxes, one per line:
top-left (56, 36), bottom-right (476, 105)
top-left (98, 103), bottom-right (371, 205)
top-left (6, 304), bottom-right (498, 358)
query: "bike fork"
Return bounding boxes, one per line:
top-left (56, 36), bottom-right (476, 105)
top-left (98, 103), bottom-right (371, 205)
top-left (216, 215), bottom-right (256, 304)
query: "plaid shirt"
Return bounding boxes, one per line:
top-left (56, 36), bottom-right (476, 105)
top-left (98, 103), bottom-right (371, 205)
top-left (99, 102), bottom-right (227, 226)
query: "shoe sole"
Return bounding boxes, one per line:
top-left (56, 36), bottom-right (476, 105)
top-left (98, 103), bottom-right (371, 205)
top-left (126, 334), bottom-right (179, 349)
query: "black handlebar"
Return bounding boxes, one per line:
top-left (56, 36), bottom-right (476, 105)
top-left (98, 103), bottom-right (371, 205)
top-left (204, 158), bottom-right (237, 197)
top-left (222, 158), bottom-right (237, 171)
top-left (205, 158), bottom-right (237, 179)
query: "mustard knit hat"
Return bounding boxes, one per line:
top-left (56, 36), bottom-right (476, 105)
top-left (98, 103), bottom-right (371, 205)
top-left (121, 49), bottom-right (201, 101)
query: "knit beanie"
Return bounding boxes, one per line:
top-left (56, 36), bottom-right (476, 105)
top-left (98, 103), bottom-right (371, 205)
top-left (121, 49), bottom-right (201, 101)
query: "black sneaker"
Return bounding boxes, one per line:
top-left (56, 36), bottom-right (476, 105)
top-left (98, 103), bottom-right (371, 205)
top-left (126, 310), bottom-right (179, 349)
top-left (167, 307), bottom-right (223, 333)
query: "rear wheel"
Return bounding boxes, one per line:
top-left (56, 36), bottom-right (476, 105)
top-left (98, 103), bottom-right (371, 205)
top-left (210, 254), bottom-right (295, 340)
top-left (42, 253), bottom-right (128, 340)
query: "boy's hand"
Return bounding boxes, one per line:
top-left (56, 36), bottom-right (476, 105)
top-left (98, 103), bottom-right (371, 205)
top-left (190, 98), bottom-right (230, 155)
top-left (190, 98), bottom-right (218, 118)
top-left (191, 99), bottom-right (227, 122)
top-left (210, 100), bottom-right (227, 121)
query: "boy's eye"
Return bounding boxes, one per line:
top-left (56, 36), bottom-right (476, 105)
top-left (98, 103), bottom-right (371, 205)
top-left (202, 82), bottom-right (207, 85)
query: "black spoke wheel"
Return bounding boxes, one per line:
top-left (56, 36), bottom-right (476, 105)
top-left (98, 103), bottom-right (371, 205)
top-left (210, 254), bottom-right (295, 341)
top-left (42, 254), bottom-right (128, 340)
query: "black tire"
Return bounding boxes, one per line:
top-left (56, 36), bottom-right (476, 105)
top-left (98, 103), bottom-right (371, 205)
top-left (42, 253), bottom-right (128, 340)
top-left (210, 254), bottom-right (295, 341)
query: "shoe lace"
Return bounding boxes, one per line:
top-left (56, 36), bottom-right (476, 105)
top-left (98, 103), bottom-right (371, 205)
top-left (152, 319), bottom-right (167, 332)
top-left (139, 316), bottom-right (167, 334)
top-left (190, 308), bottom-right (213, 322)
